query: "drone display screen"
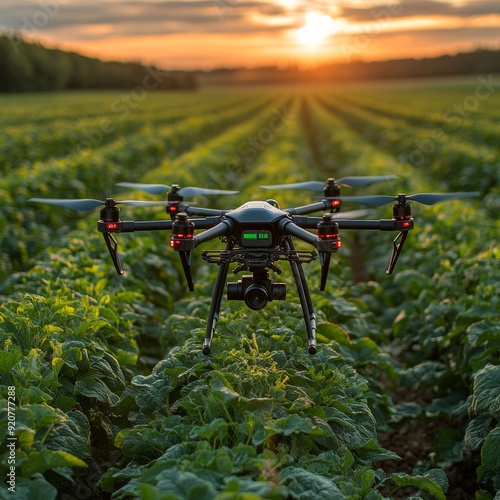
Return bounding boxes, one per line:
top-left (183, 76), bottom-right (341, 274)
top-left (240, 230), bottom-right (273, 247)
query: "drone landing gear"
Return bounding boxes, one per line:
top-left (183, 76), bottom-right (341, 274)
top-left (284, 238), bottom-right (317, 354)
top-left (202, 253), bottom-right (231, 355)
top-left (201, 238), bottom-right (317, 355)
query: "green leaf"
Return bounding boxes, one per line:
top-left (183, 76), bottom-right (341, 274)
top-left (280, 466), bottom-right (343, 499)
top-left (0, 350), bottom-right (21, 373)
top-left (21, 449), bottom-right (87, 476)
top-left (390, 471), bottom-right (446, 500)
top-left (464, 414), bottom-right (493, 453)
top-left (471, 364), bottom-right (500, 419)
top-left (480, 427), bottom-right (500, 475)
top-left (139, 483), bottom-right (182, 500)
top-left (193, 418), bottom-right (229, 443)
top-left (435, 427), bottom-right (463, 466)
top-left (272, 414), bottom-right (314, 436)
top-left (19, 404), bottom-right (59, 429)
top-left (45, 410), bottom-right (91, 459)
top-left (115, 427), bottom-right (168, 459)
top-left (316, 322), bottom-right (350, 345)
top-left (74, 376), bottom-right (119, 405)
top-left (5, 475), bottom-right (58, 500)
top-left (467, 321), bottom-right (500, 346)
top-left (352, 439), bottom-right (400, 464)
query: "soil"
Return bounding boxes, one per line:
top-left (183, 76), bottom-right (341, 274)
top-left (377, 419), bottom-right (479, 499)
top-left (376, 385), bottom-right (480, 499)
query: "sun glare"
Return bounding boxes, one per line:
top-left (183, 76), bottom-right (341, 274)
top-left (296, 11), bottom-right (339, 47)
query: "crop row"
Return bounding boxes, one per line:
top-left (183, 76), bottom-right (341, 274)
top-left (0, 92), bottom-right (276, 281)
top-left (93, 96), bottom-right (452, 498)
top-left (0, 91), bottom-right (252, 172)
top-left (328, 79), bottom-right (500, 146)
top-left (1, 84), bottom-right (499, 499)
top-left (317, 94), bottom-right (499, 195)
top-left (307, 87), bottom-right (500, 497)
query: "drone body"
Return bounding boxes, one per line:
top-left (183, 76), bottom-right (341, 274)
top-left (29, 177), bottom-right (478, 354)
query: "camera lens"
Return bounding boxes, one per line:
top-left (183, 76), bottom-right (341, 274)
top-left (244, 284), bottom-right (269, 310)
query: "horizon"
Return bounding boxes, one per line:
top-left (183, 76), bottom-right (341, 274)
top-left (2, 1), bottom-right (500, 70)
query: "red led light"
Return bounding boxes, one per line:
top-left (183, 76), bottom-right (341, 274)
top-left (106, 223), bottom-right (119, 231)
top-left (336, 240), bottom-right (342, 248)
top-left (172, 233), bottom-right (193, 239)
top-left (168, 205), bottom-right (178, 213)
top-left (170, 239), bottom-right (181, 247)
top-left (403, 221), bottom-right (411, 228)
top-left (331, 200), bottom-right (341, 207)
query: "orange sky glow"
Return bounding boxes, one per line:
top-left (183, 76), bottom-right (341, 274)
top-left (2, 0), bottom-right (499, 69)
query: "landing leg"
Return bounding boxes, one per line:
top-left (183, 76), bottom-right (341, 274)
top-left (202, 251), bottom-right (231, 355)
top-left (285, 238), bottom-right (317, 354)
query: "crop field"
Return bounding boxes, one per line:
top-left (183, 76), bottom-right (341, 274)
top-left (1, 76), bottom-right (499, 499)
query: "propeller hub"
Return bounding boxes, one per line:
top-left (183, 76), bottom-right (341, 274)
top-left (100, 202), bottom-right (120, 222)
top-left (105, 198), bottom-right (117, 208)
top-left (393, 194), bottom-right (412, 219)
top-left (324, 179), bottom-right (341, 198)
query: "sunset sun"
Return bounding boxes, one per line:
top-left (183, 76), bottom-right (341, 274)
top-left (296, 11), bottom-right (340, 47)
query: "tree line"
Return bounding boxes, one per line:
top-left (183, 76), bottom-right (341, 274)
top-left (0, 34), bottom-right (197, 92)
top-left (200, 48), bottom-right (500, 85)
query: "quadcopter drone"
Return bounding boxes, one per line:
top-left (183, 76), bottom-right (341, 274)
top-left (30, 176), bottom-right (478, 355)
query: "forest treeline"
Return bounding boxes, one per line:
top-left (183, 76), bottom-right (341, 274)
top-left (200, 48), bottom-right (500, 85)
top-left (0, 34), bottom-right (197, 92)
top-left (2, 33), bottom-right (499, 91)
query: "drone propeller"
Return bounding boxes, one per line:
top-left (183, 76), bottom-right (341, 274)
top-left (338, 192), bottom-right (480, 207)
top-left (261, 175), bottom-right (397, 191)
top-left (115, 182), bottom-right (238, 197)
top-left (28, 198), bottom-right (166, 211)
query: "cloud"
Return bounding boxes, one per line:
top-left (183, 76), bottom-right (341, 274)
top-left (0, 0), bottom-right (297, 40)
top-left (338, 0), bottom-right (500, 22)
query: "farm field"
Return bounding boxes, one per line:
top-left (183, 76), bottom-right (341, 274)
top-left (0, 76), bottom-right (499, 499)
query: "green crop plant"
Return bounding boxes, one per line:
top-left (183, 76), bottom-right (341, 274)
top-left (1, 78), bottom-right (498, 498)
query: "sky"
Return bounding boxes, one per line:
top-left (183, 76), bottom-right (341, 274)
top-left (1, 0), bottom-right (499, 69)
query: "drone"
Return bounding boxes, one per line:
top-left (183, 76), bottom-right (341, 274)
top-left (29, 176), bottom-right (478, 355)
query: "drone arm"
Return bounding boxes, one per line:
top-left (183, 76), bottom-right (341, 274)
top-left (183, 205), bottom-right (227, 217)
top-left (285, 201), bottom-right (331, 216)
top-left (279, 219), bottom-right (318, 246)
top-left (290, 216), bottom-right (414, 276)
top-left (292, 216), bottom-right (412, 232)
top-left (98, 220), bottom-right (174, 232)
top-left (194, 219), bottom-right (234, 247)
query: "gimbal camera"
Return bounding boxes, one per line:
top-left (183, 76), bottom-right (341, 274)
top-left (30, 176), bottom-right (478, 354)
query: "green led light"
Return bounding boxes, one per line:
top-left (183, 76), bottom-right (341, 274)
top-left (243, 232), bottom-right (269, 240)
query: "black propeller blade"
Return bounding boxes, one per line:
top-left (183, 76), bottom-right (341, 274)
top-left (115, 182), bottom-right (238, 197)
top-left (339, 192), bottom-right (480, 207)
top-left (261, 175), bottom-right (397, 191)
top-left (28, 198), bottom-right (166, 211)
